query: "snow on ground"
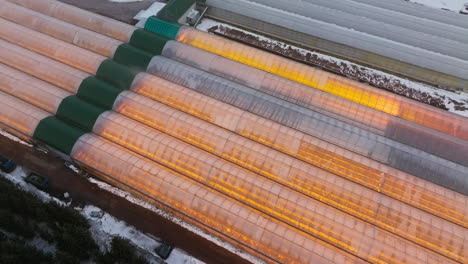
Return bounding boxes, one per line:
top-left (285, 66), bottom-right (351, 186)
top-left (65, 163), bottom-right (81, 174)
top-left (134, 2), bottom-right (166, 28)
top-left (0, 166), bottom-right (65, 206)
top-left (27, 236), bottom-right (56, 254)
top-left (0, 129), bottom-right (32, 147)
top-left (409, 0), bottom-right (468, 12)
top-left (81, 204), bottom-right (205, 264)
top-left (0, 163), bottom-right (207, 264)
top-left (197, 18), bottom-right (468, 117)
top-left (80, 205), bottom-right (160, 261)
top-left (88, 178), bottom-right (265, 264)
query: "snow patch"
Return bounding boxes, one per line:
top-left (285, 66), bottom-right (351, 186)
top-left (409, 0), bottom-right (467, 12)
top-left (26, 236), bottom-right (56, 254)
top-left (65, 163), bottom-right (81, 174)
top-left (81, 205), bottom-right (159, 251)
top-left (88, 177), bottom-right (264, 264)
top-left (0, 166), bottom-right (65, 206)
top-left (133, 2), bottom-right (166, 28)
top-left (0, 129), bottom-right (32, 147)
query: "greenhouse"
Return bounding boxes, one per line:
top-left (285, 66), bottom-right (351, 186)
top-left (0, 0), bottom-right (467, 263)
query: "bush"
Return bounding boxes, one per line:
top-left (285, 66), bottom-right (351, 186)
top-left (96, 237), bottom-right (149, 264)
top-left (55, 223), bottom-right (98, 260)
top-left (0, 209), bottom-right (35, 239)
top-left (0, 177), bottom-right (147, 264)
top-left (0, 238), bottom-right (54, 264)
top-left (54, 251), bottom-right (80, 264)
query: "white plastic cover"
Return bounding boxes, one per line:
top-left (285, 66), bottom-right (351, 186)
top-left (71, 133), bottom-right (361, 264)
top-left (0, 1), bottom-right (121, 57)
top-left (202, 1), bottom-right (468, 79)
top-left (0, 18), bottom-right (106, 74)
top-left (147, 56), bottom-right (468, 195)
top-left (124, 77), bottom-right (468, 229)
top-left (0, 64), bottom-right (71, 113)
top-left (0, 39), bottom-right (88, 93)
top-left (162, 41), bottom-right (468, 167)
top-left (0, 90), bottom-right (49, 138)
top-left (8, 0), bottom-right (135, 42)
top-left (94, 108), bottom-right (467, 260)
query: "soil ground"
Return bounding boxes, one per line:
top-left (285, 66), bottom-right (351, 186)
top-left (0, 135), bottom-right (251, 264)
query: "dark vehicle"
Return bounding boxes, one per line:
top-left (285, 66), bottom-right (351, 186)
top-left (155, 241), bottom-right (173, 260)
top-left (25, 172), bottom-right (49, 190)
top-left (0, 155), bottom-right (16, 173)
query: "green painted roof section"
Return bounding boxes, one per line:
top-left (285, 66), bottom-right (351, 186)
top-left (33, 116), bottom-right (86, 155)
top-left (96, 59), bottom-right (137, 90)
top-left (77, 77), bottom-right (122, 109)
top-left (130, 29), bottom-right (170, 55)
top-left (157, 0), bottom-right (204, 22)
top-left (56, 96), bottom-right (106, 132)
top-left (113, 43), bottom-right (153, 72)
top-left (144, 16), bottom-right (181, 39)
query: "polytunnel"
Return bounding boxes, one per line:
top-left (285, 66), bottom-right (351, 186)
top-left (203, 0), bottom-right (468, 80)
top-left (5, 52), bottom-right (464, 259)
top-left (0, 91), bottom-right (49, 139)
top-left (6, 0), bottom-right (136, 42)
top-left (92, 109), bottom-right (466, 261)
top-left (119, 86), bottom-right (467, 229)
top-left (250, 0), bottom-right (468, 60)
top-left (3, 23), bottom-right (463, 232)
top-left (301, 0), bottom-right (468, 44)
top-left (0, 0), bottom-right (467, 263)
top-left (0, 64), bottom-right (71, 113)
top-left (349, 0), bottom-right (468, 28)
top-left (0, 0), bottom-right (122, 57)
top-left (161, 41), bottom-right (468, 165)
top-left (175, 27), bottom-right (468, 139)
top-left (71, 134), bottom-right (363, 264)
top-left (0, 17), bottom-right (106, 74)
top-left (146, 56), bottom-right (468, 193)
top-left (0, 38), bottom-right (88, 93)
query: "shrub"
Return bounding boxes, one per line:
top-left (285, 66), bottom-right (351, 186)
top-left (0, 238), bottom-right (53, 264)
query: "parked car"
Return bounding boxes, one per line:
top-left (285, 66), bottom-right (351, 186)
top-left (25, 172), bottom-right (49, 190)
top-left (155, 241), bottom-right (174, 260)
top-left (0, 155), bottom-right (16, 173)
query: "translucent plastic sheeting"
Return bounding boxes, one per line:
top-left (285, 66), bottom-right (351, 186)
top-left (71, 134), bottom-right (363, 264)
top-left (0, 64), bottom-right (71, 113)
top-left (350, 0), bottom-right (468, 29)
top-left (7, 0), bottom-right (135, 42)
top-left (0, 91), bottom-right (49, 138)
top-left (123, 77), bottom-right (468, 230)
top-left (250, 0), bottom-right (468, 60)
top-left (0, 18), bottom-right (105, 74)
top-left (0, 0), bottom-right (122, 57)
top-left (99, 103), bottom-right (468, 262)
top-left (162, 41), bottom-right (468, 167)
top-left (203, 0), bottom-right (468, 80)
top-left (127, 74), bottom-right (468, 228)
top-left (302, 0), bottom-right (468, 45)
top-left (176, 27), bottom-right (468, 141)
top-left (0, 39), bottom-right (88, 93)
top-left (146, 56), bottom-right (468, 195)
